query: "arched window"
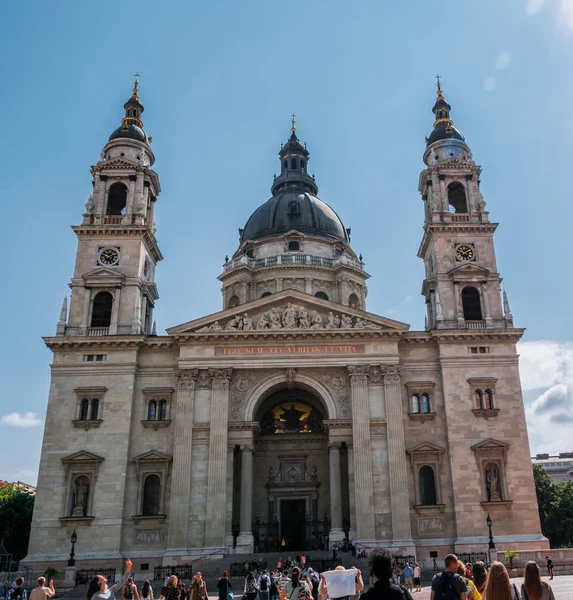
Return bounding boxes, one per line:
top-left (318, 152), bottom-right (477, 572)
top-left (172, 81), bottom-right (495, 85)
top-left (90, 399), bottom-right (100, 420)
top-left (142, 474), bottom-right (161, 516)
top-left (411, 394), bottom-right (420, 414)
top-left (461, 287), bottom-right (482, 321)
top-left (288, 241), bottom-right (300, 251)
top-left (484, 390), bottom-right (493, 409)
top-left (159, 400), bottom-right (168, 420)
top-left (301, 159), bottom-right (305, 169)
top-left (447, 182), bottom-right (468, 213)
top-left (421, 394), bottom-right (430, 414)
top-left (348, 293), bottom-right (360, 309)
top-left (80, 399), bottom-right (89, 420)
top-left (228, 295), bottom-right (240, 308)
top-left (148, 400), bottom-right (157, 421)
top-left (284, 160), bottom-right (288, 170)
top-left (91, 292), bottom-right (113, 328)
top-left (261, 292), bottom-right (272, 298)
top-left (475, 389), bottom-right (483, 409)
top-left (314, 291), bottom-right (328, 300)
top-left (419, 465), bottom-right (437, 505)
top-left (107, 183), bottom-right (128, 215)
top-left (291, 158), bottom-right (298, 169)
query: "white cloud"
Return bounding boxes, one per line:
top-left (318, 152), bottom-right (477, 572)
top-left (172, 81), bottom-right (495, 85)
top-left (518, 340), bottom-right (573, 390)
top-left (483, 76), bottom-right (496, 92)
top-left (526, 0), bottom-right (545, 16)
top-left (560, 0), bottom-right (573, 29)
top-left (495, 52), bottom-right (512, 70)
top-left (1, 412), bottom-right (43, 428)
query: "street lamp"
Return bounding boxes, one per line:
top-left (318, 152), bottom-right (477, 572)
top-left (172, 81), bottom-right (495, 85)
top-left (486, 513), bottom-right (495, 564)
top-left (68, 529), bottom-right (78, 567)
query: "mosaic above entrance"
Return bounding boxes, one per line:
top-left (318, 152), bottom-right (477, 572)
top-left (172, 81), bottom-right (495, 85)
top-left (260, 401), bottom-right (323, 435)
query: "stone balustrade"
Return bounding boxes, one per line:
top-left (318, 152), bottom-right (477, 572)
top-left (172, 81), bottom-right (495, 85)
top-left (223, 253), bottom-right (364, 272)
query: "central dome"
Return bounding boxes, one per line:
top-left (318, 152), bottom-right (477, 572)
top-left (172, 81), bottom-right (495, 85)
top-left (240, 191), bottom-right (349, 243)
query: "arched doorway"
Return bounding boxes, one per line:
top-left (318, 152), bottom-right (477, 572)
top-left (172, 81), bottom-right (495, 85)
top-left (251, 388), bottom-right (335, 552)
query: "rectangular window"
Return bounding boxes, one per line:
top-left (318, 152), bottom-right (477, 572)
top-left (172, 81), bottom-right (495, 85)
top-left (479, 347), bottom-right (489, 354)
top-left (141, 563), bottom-right (149, 571)
top-left (469, 347), bottom-right (478, 354)
top-left (83, 354), bottom-right (107, 362)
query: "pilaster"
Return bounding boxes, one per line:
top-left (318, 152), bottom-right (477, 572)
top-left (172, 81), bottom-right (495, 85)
top-left (382, 366), bottom-right (414, 548)
top-left (204, 368), bottom-right (233, 548)
top-left (328, 441), bottom-right (344, 541)
top-left (166, 369), bottom-right (197, 553)
top-left (237, 444), bottom-right (254, 551)
top-left (347, 365), bottom-right (375, 541)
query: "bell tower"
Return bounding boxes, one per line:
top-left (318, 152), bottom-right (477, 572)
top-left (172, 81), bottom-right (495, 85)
top-left (418, 78), bottom-right (513, 330)
top-left (58, 77), bottom-right (162, 337)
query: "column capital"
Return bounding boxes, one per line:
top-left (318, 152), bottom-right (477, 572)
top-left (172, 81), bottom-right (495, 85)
top-left (328, 441), bottom-right (342, 450)
top-left (209, 368), bottom-right (233, 388)
top-left (381, 365), bottom-right (402, 386)
top-left (240, 444), bottom-right (254, 454)
top-left (347, 365), bottom-right (370, 385)
top-left (177, 369), bottom-right (198, 390)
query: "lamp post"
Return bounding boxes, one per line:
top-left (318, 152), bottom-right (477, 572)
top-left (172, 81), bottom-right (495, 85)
top-left (68, 529), bottom-right (78, 567)
top-left (486, 513), bottom-right (495, 565)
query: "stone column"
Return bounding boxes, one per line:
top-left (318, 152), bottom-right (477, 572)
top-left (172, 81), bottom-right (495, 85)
top-left (347, 443), bottom-right (357, 540)
top-left (480, 281), bottom-right (492, 323)
top-left (237, 444), bottom-right (254, 550)
top-left (167, 369), bottom-right (198, 552)
top-left (348, 366), bottom-right (376, 540)
top-left (205, 369), bottom-right (233, 548)
top-left (225, 445), bottom-right (235, 550)
top-left (439, 174), bottom-right (448, 213)
top-left (328, 441), bottom-right (344, 540)
top-left (465, 174), bottom-right (473, 210)
top-left (382, 366), bottom-right (414, 547)
top-left (109, 287), bottom-right (121, 334)
top-left (80, 288), bottom-right (92, 334)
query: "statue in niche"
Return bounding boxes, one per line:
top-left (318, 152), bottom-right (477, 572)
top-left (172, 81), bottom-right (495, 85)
top-left (257, 313), bottom-right (270, 329)
top-left (283, 303), bottom-right (297, 329)
top-left (71, 476), bottom-right (90, 517)
top-left (485, 464), bottom-right (502, 501)
top-left (270, 307), bottom-right (282, 329)
top-left (299, 307), bottom-right (310, 329)
top-left (278, 404), bottom-right (305, 432)
top-left (243, 313), bottom-right (253, 330)
top-left (85, 193), bottom-right (94, 215)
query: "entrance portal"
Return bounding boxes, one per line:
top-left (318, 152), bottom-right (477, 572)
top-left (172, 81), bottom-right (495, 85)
top-left (281, 499), bottom-right (306, 550)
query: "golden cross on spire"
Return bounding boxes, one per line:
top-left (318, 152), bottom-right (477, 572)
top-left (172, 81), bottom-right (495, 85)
top-left (291, 113), bottom-right (296, 134)
top-left (435, 73), bottom-right (443, 98)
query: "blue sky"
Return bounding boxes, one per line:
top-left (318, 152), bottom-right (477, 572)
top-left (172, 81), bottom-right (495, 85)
top-left (1, 0), bottom-right (573, 484)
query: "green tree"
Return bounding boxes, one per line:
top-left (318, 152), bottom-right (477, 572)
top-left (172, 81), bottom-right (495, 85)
top-left (0, 485), bottom-right (35, 561)
top-left (533, 463), bottom-right (555, 535)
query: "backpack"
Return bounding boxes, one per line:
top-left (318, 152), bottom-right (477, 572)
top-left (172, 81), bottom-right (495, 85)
top-left (260, 577), bottom-right (268, 592)
top-left (436, 573), bottom-right (461, 600)
top-left (124, 585), bottom-right (134, 600)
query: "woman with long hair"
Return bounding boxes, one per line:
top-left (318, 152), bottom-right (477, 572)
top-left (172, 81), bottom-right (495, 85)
top-left (472, 562), bottom-right (488, 600)
top-left (159, 576), bottom-right (180, 600)
top-left (280, 567), bottom-right (301, 600)
top-left (189, 573), bottom-right (207, 600)
top-left (245, 571), bottom-right (258, 600)
top-left (141, 580), bottom-right (153, 600)
top-left (217, 571), bottom-right (231, 600)
top-left (87, 559), bottom-right (133, 600)
top-left (522, 562), bottom-right (555, 600)
top-left (483, 562), bottom-right (520, 600)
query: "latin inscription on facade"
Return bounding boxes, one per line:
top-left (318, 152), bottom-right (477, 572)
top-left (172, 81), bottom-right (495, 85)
top-left (215, 344), bottom-right (365, 356)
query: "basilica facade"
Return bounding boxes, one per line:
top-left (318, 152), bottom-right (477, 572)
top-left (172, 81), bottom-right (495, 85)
top-left (25, 78), bottom-right (548, 571)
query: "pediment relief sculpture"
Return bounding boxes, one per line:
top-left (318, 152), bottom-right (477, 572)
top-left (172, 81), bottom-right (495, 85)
top-left (196, 302), bottom-right (382, 332)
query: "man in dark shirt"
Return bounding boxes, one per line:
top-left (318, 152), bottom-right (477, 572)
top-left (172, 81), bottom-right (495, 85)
top-left (360, 549), bottom-right (411, 600)
top-left (546, 555), bottom-right (553, 580)
top-left (430, 555), bottom-right (467, 600)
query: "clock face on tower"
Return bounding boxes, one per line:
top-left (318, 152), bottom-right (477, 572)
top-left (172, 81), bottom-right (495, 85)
top-left (98, 247), bottom-right (120, 266)
top-left (455, 245), bottom-right (474, 262)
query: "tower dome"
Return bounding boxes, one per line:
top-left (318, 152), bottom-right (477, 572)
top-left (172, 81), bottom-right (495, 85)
top-left (108, 75), bottom-right (151, 147)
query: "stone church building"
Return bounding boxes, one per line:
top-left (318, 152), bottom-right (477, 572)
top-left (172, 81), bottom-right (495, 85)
top-left (25, 78), bottom-right (547, 571)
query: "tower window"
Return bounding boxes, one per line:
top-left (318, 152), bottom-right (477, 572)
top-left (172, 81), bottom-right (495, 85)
top-left (447, 182), bottom-right (468, 213)
top-left (80, 399), bottom-right (90, 421)
top-left (288, 201), bottom-right (300, 215)
top-left (421, 394), bottom-right (430, 414)
top-left (107, 183), bottom-right (127, 215)
top-left (90, 291), bottom-right (113, 328)
top-left (419, 465), bottom-right (437, 505)
top-left (461, 286), bottom-right (482, 320)
top-left (301, 159), bottom-right (305, 169)
top-left (348, 293), bottom-right (361, 309)
top-left (284, 160), bottom-right (288, 170)
top-left (148, 400), bottom-right (157, 421)
top-left (159, 400), bottom-right (168, 420)
top-left (291, 158), bottom-right (298, 169)
top-left (142, 474), bottom-right (161, 516)
top-left (288, 241), bottom-right (300, 251)
top-left (411, 394), bottom-right (420, 414)
top-left (314, 291), bottom-right (328, 300)
top-left (228, 295), bottom-right (240, 308)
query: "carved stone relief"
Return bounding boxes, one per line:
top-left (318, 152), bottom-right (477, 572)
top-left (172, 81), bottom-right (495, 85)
top-left (312, 369), bottom-right (350, 417)
top-left (417, 517), bottom-right (444, 535)
top-left (135, 529), bottom-right (161, 545)
top-left (230, 371), bottom-right (269, 420)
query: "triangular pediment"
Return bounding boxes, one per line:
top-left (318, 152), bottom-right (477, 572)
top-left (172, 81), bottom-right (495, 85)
top-left (471, 438), bottom-right (511, 451)
top-left (167, 289), bottom-right (410, 335)
top-left (406, 442), bottom-right (445, 455)
top-left (61, 450), bottom-right (105, 464)
top-left (131, 450), bottom-right (172, 464)
top-left (448, 263), bottom-right (491, 277)
top-left (82, 267), bottom-right (124, 279)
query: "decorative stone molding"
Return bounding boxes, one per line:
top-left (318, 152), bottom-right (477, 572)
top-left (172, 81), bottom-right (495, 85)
top-left (286, 367), bottom-right (296, 389)
top-left (406, 442), bottom-right (445, 507)
top-left (368, 366), bottom-right (383, 384)
top-left (141, 419), bottom-right (171, 430)
top-left (72, 419), bottom-right (103, 431)
top-left (408, 412), bottom-right (437, 423)
top-left (472, 408), bottom-right (500, 420)
top-left (413, 504), bottom-right (446, 515)
top-left (328, 441), bottom-right (342, 449)
top-left (58, 516), bottom-right (95, 526)
top-left (209, 368), bottom-right (233, 387)
top-left (177, 369), bottom-right (198, 390)
top-left (196, 369), bottom-right (213, 389)
top-left (60, 451), bottom-right (104, 521)
top-left (381, 365), bottom-right (402, 385)
top-left (347, 365), bottom-right (370, 385)
top-left (312, 369), bottom-right (349, 418)
top-left (230, 370), bottom-right (268, 420)
top-left (471, 438), bottom-right (511, 503)
top-left (240, 444), bottom-right (254, 453)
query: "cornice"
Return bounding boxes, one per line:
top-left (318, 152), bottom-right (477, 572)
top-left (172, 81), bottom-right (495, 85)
top-left (418, 222), bottom-right (499, 259)
top-left (72, 225), bottom-right (163, 262)
top-left (219, 262), bottom-right (370, 282)
top-left (44, 335), bottom-right (175, 351)
top-left (430, 329), bottom-right (525, 343)
top-left (173, 329), bottom-right (403, 343)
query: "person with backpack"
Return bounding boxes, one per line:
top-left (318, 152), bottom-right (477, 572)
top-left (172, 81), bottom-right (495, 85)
top-left (308, 569), bottom-right (320, 600)
top-left (259, 570), bottom-right (271, 600)
top-left (7, 578), bottom-right (27, 600)
top-left (430, 554), bottom-right (468, 600)
top-left (269, 572), bottom-right (280, 600)
top-left (122, 577), bottom-right (140, 600)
